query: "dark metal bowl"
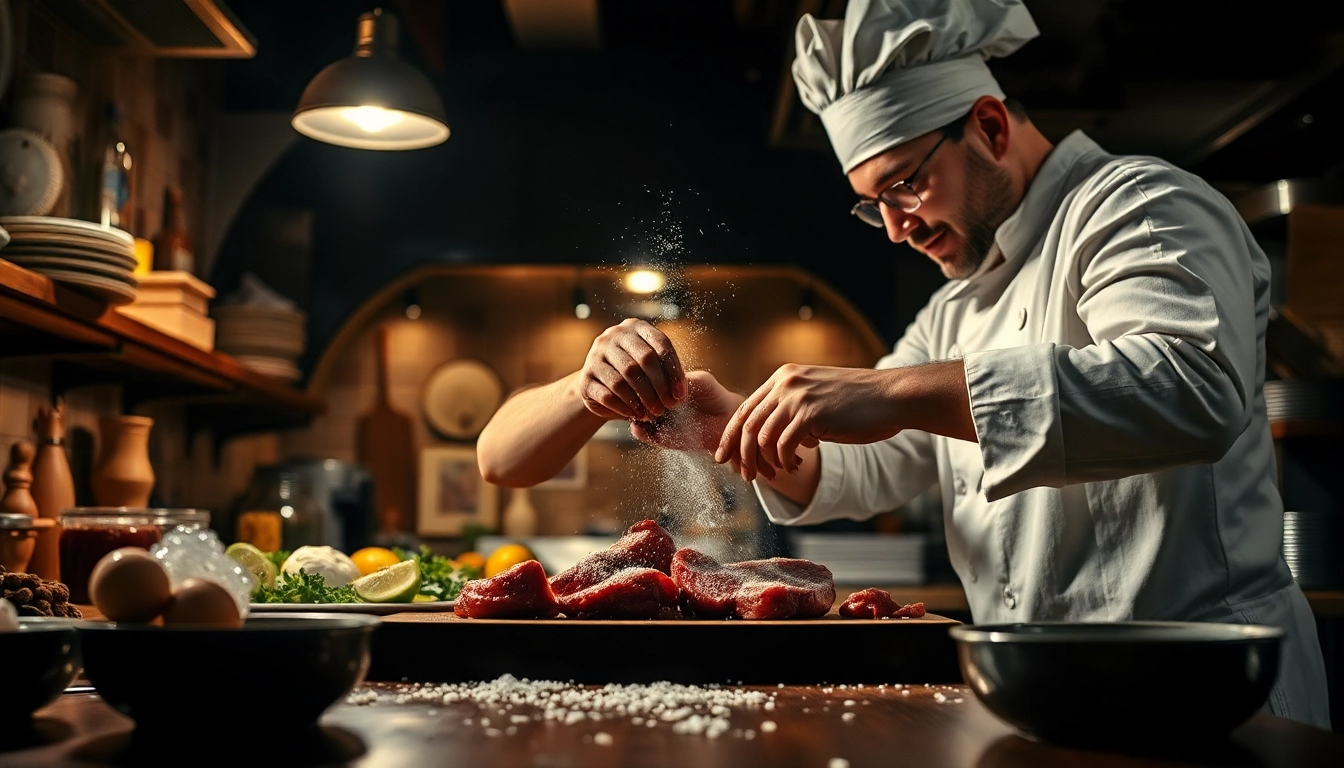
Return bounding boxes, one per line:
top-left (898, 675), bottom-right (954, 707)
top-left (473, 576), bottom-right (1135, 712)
top-left (949, 621), bottom-right (1283, 748)
top-left (0, 617), bottom-right (83, 721)
top-left (77, 613), bottom-right (380, 735)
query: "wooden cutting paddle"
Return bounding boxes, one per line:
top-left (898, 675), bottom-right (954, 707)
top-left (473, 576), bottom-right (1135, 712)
top-left (357, 324), bottom-right (417, 539)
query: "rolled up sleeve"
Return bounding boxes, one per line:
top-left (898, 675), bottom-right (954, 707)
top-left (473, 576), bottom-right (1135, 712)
top-left (966, 164), bottom-right (1262, 501)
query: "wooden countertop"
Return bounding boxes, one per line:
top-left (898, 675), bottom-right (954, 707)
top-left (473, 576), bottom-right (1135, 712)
top-left (6, 682), bottom-right (1341, 767)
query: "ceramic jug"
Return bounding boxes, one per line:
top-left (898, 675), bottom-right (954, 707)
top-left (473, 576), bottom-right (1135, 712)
top-left (91, 416), bottom-right (156, 508)
top-left (29, 404), bottom-right (75, 580)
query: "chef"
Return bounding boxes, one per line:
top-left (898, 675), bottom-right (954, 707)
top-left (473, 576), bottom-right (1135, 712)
top-left (476, 0), bottom-right (1330, 727)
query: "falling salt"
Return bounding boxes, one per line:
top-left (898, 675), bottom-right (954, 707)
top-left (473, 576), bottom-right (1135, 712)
top-left (842, 712), bottom-right (856, 722)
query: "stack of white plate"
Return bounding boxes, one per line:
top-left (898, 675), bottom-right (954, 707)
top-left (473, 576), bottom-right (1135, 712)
top-left (0, 216), bottom-right (137, 305)
top-left (1283, 510), bottom-right (1342, 589)
top-left (789, 533), bottom-right (927, 585)
top-left (1263, 379), bottom-right (1343, 424)
top-left (212, 304), bottom-right (306, 381)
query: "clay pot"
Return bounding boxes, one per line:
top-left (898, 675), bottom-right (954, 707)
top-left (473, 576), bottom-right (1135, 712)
top-left (91, 416), bottom-right (156, 508)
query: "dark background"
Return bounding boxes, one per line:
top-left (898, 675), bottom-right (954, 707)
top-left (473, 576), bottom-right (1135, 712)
top-left (207, 0), bottom-right (1344, 373)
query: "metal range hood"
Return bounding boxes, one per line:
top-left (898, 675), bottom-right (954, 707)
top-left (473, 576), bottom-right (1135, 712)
top-left (40, 0), bottom-right (256, 58)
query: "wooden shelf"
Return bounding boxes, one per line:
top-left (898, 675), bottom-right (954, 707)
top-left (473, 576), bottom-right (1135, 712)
top-left (0, 259), bottom-right (324, 444)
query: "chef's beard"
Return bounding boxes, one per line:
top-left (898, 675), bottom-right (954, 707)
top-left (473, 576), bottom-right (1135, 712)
top-left (920, 146), bottom-right (1016, 280)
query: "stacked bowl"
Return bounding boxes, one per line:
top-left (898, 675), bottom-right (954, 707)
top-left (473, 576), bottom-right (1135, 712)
top-left (212, 304), bottom-right (306, 382)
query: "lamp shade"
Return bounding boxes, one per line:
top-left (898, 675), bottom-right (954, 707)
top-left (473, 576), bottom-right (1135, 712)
top-left (292, 8), bottom-right (449, 150)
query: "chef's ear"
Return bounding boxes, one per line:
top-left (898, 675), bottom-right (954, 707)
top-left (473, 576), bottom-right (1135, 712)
top-left (966, 95), bottom-right (1012, 161)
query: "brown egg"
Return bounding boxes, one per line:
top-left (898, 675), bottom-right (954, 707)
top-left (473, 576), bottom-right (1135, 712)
top-left (89, 547), bottom-right (173, 623)
top-left (162, 577), bottom-right (243, 628)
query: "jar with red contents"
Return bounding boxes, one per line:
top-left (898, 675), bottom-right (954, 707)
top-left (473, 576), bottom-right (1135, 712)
top-left (57, 508), bottom-right (210, 604)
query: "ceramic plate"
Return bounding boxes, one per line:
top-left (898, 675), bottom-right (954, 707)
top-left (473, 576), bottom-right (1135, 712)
top-left (5, 254), bottom-right (136, 281)
top-left (422, 359), bottom-right (505, 440)
top-left (35, 268), bottom-right (138, 305)
top-left (249, 600), bottom-right (454, 615)
top-left (1, 243), bottom-right (137, 268)
top-left (5, 231), bottom-right (136, 258)
top-left (0, 216), bottom-right (134, 245)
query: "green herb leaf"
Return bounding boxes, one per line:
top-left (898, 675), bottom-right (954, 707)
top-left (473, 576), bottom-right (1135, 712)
top-left (251, 567), bottom-right (358, 604)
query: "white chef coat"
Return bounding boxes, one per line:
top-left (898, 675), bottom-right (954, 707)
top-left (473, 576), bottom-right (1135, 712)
top-left (757, 131), bottom-right (1331, 728)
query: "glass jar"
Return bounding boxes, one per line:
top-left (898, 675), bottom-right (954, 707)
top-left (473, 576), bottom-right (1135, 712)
top-left (58, 507), bottom-right (209, 604)
top-left (234, 465), bottom-right (324, 554)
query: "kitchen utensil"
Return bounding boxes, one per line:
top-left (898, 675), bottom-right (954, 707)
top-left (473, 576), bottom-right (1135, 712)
top-left (76, 613), bottom-right (379, 735)
top-left (422, 358), bottom-right (504, 440)
top-left (0, 617), bottom-right (83, 723)
top-left (0, 127), bottom-right (63, 216)
top-left (357, 325), bottom-right (417, 540)
top-left (370, 612), bottom-right (961, 685)
top-left (948, 621), bottom-right (1282, 748)
top-left (28, 404), bottom-right (73, 582)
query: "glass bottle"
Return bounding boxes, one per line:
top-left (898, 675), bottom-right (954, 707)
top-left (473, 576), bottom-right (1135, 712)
top-left (234, 465), bottom-right (325, 553)
top-left (97, 102), bottom-right (133, 230)
top-left (152, 186), bottom-right (194, 273)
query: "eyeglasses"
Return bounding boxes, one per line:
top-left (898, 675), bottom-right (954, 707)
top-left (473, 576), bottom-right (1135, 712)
top-left (850, 132), bottom-right (949, 227)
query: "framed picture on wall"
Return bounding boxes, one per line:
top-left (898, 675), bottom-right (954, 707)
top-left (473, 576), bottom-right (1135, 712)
top-left (418, 445), bottom-right (498, 536)
top-left (535, 445), bottom-right (588, 490)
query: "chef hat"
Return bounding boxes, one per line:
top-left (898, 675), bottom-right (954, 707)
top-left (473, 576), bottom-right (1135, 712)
top-left (793, 0), bottom-right (1038, 173)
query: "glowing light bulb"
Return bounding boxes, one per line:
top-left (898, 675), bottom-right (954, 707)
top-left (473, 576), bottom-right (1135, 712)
top-left (343, 106), bottom-right (405, 133)
top-left (624, 269), bottom-right (665, 294)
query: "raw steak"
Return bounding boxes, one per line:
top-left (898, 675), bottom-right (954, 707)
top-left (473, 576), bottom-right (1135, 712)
top-left (454, 559), bottom-right (559, 619)
top-left (549, 519), bottom-right (675, 598)
top-left (838, 588), bottom-right (899, 619)
top-left (556, 567), bottom-right (680, 619)
top-left (838, 588), bottom-right (926, 619)
top-left (671, 548), bottom-right (835, 620)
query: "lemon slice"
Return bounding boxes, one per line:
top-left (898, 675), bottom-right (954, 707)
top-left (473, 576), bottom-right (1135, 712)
top-left (412, 593), bottom-right (437, 603)
top-left (225, 541), bottom-right (277, 592)
top-left (351, 558), bottom-right (421, 603)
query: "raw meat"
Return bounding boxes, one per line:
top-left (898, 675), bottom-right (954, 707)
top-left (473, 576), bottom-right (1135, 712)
top-left (838, 588), bottom-right (899, 619)
top-left (838, 589), bottom-right (926, 619)
top-left (671, 548), bottom-right (835, 620)
top-left (454, 559), bottom-right (559, 619)
top-left (549, 519), bottom-right (675, 597)
top-left (556, 567), bottom-right (680, 619)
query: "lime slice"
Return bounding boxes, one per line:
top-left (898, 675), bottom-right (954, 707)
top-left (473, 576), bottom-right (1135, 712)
top-left (351, 558), bottom-right (421, 603)
top-left (226, 542), bottom-right (278, 593)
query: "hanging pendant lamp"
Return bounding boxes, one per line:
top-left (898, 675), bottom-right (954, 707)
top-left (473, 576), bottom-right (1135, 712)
top-left (291, 8), bottom-right (450, 150)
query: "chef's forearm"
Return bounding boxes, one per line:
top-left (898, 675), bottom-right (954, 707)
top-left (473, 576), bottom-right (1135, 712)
top-left (891, 360), bottom-right (978, 443)
top-left (759, 444), bottom-right (822, 505)
top-left (477, 372), bottom-right (607, 487)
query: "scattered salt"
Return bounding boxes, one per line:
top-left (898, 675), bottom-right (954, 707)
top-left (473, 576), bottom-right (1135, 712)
top-left (842, 712), bottom-right (856, 722)
top-left (594, 732), bottom-right (613, 746)
top-left (829, 759), bottom-right (850, 768)
top-left (760, 721), bottom-right (777, 732)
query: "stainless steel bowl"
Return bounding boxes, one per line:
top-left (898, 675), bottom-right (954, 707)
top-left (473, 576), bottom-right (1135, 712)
top-left (949, 621), bottom-right (1282, 748)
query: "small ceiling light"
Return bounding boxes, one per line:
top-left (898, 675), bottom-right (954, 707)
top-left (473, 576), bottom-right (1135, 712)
top-left (798, 284), bottom-right (816, 320)
top-left (573, 285), bottom-right (592, 319)
top-left (404, 288), bottom-right (422, 320)
top-left (292, 8), bottom-right (450, 150)
top-left (624, 269), bottom-right (665, 295)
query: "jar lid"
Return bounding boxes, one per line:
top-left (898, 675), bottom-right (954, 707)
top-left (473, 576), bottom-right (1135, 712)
top-left (0, 513), bottom-right (38, 530)
top-left (58, 507), bottom-right (210, 526)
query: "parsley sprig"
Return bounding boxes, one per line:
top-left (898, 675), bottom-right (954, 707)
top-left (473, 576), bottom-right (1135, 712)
top-left (394, 545), bottom-right (478, 601)
top-left (251, 568), bottom-right (359, 604)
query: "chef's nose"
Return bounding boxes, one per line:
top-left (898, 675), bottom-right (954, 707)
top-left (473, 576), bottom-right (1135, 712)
top-left (881, 205), bottom-right (920, 244)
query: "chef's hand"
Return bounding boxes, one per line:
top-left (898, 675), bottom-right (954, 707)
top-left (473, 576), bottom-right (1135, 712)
top-left (714, 364), bottom-right (903, 481)
top-left (631, 370), bottom-right (743, 452)
top-left (573, 318), bottom-right (687, 421)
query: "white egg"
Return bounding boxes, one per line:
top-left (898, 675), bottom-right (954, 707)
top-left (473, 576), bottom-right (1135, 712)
top-left (280, 545), bottom-right (361, 587)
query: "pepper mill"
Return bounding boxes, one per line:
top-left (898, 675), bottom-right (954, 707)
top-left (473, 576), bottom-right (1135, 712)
top-left (1, 441), bottom-right (44, 573)
top-left (1, 441), bottom-right (40, 518)
top-left (29, 403), bottom-right (75, 581)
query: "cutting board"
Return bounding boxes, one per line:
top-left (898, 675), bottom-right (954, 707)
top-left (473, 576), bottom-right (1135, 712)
top-left (357, 325), bottom-right (417, 538)
top-left (369, 612), bottom-right (963, 685)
